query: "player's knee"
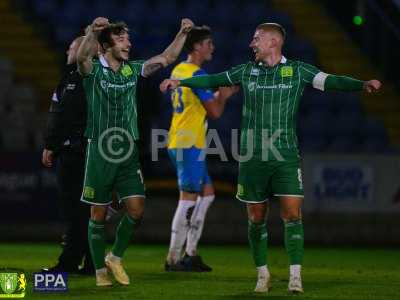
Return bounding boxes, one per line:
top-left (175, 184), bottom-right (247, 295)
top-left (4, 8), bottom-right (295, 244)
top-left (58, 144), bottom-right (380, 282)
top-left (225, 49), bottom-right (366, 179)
top-left (248, 211), bottom-right (265, 223)
top-left (281, 211), bottom-right (302, 222)
top-left (90, 205), bottom-right (107, 221)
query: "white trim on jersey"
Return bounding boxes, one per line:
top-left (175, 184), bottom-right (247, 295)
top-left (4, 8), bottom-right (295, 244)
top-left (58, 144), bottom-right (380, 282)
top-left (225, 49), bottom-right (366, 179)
top-left (274, 194), bottom-right (304, 198)
top-left (99, 55), bottom-right (110, 67)
top-left (312, 72), bottom-right (329, 91)
top-left (226, 71), bottom-right (233, 84)
top-left (236, 195), bottom-right (269, 204)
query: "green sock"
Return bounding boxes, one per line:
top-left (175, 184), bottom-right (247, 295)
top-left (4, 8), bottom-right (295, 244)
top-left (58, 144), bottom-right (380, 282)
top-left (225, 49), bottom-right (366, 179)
top-left (248, 220), bottom-right (268, 267)
top-left (112, 214), bottom-right (139, 258)
top-left (284, 219), bottom-right (304, 265)
top-left (88, 219), bottom-right (106, 270)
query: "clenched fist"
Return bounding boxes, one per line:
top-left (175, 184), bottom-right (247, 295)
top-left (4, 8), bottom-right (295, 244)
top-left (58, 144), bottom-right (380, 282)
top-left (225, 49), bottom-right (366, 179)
top-left (90, 17), bottom-right (109, 35)
top-left (363, 79), bottom-right (381, 93)
top-left (180, 18), bottom-right (194, 34)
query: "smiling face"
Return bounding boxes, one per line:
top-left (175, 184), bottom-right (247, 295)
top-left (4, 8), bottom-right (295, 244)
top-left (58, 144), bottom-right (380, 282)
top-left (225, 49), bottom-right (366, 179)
top-left (249, 29), bottom-right (283, 62)
top-left (108, 31), bottom-right (131, 61)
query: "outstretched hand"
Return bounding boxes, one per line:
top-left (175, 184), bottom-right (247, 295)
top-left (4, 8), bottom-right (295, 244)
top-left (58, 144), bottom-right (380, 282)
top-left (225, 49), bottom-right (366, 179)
top-left (160, 79), bottom-right (181, 93)
top-left (219, 85), bottom-right (240, 99)
top-left (363, 80), bottom-right (381, 93)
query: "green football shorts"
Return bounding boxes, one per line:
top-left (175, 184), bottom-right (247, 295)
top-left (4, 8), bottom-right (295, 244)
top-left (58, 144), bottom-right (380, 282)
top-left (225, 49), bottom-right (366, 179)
top-left (236, 157), bottom-right (303, 203)
top-left (80, 139), bottom-right (145, 205)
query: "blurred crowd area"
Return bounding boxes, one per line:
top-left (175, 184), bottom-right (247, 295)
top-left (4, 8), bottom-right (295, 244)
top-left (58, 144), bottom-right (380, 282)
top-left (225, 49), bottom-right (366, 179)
top-left (0, 0), bottom-right (396, 156)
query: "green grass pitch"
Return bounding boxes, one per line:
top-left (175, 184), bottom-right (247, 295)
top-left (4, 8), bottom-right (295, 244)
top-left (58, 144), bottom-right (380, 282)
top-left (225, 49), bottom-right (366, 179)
top-left (1, 243), bottom-right (399, 299)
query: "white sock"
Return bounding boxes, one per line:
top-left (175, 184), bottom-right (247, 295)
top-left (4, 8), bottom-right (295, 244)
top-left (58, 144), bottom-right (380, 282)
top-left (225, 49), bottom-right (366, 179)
top-left (185, 195), bottom-right (215, 256)
top-left (290, 264), bottom-right (301, 278)
top-left (96, 267), bottom-right (107, 275)
top-left (257, 265), bottom-right (270, 279)
top-left (108, 252), bottom-right (121, 262)
top-left (168, 200), bottom-right (196, 264)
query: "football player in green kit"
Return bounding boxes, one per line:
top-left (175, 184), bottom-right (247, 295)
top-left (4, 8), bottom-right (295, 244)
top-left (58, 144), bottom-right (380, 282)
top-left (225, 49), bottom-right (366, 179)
top-left (160, 23), bottom-right (381, 294)
top-left (77, 16), bottom-right (193, 287)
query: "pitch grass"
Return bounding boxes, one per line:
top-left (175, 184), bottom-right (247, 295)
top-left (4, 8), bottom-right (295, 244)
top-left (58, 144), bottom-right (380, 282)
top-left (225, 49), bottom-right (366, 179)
top-left (1, 243), bottom-right (399, 300)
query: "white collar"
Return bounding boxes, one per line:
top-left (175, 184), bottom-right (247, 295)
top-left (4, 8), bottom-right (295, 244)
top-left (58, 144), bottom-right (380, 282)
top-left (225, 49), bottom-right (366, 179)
top-left (99, 55), bottom-right (110, 68)
top-left (258, 55), bottom-right (287, 66)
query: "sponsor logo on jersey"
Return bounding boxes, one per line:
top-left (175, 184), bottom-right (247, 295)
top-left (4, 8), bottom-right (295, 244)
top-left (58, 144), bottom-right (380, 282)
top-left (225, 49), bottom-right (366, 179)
top-left (248, 83), bottom-right (293, 91)
top-left (100, 80), bottom-right (135, 90)
top-left (66, 84), bottom-right (76, 90)
top-left (121, 65), bottom-right (133, 77)
top-left (248, 82), bottom-right (256, 92)
top-left (280, 66), bottom-right (293, 77)
top-left (250, 68), bottom-right (260, 76)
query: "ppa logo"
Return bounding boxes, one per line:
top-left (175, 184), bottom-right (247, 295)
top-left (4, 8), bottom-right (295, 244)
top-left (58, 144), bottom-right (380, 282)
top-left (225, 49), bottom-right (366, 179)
top-left (33, 272), bottom-right (68, 292)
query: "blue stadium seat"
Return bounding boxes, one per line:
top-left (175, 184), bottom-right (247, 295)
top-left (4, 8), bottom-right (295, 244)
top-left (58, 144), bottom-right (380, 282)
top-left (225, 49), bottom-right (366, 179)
top-left (32, 0), bottom-right (58, 18)
top-left (326, 136), bottom-right (359, 153)
top-left (361, 136), bottom-right (389, 153)
top-left (326, 111), bottom-right (362, 138)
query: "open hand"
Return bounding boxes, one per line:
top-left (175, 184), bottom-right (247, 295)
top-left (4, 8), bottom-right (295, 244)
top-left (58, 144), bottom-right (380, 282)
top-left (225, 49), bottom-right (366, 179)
top-left (363, 79), bottom-right (381, 93)
top-left (219, 85), bottom-right (240, 99)
top-left (160, 79), bottom-right (180, 93)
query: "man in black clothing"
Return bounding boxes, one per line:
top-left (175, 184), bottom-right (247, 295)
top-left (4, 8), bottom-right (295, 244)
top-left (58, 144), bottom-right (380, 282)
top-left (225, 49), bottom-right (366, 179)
top-left (42, 36), bottom-right (96, 274)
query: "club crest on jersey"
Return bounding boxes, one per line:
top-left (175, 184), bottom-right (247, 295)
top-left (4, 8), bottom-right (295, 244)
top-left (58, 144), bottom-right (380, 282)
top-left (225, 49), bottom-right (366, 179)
top-left (121, 65), bottom-right (133, 77)
top-left (237, 184), bottom-right (244, 197)
top-left (248, 82), bottom-right (256, 92)
top-left (250, 68), bottom-right (260, 76)
top-left (280, 66), bottom-right (293, 77)
top-left (83, 186), bottom-right (95, 199)
top-left (102, 68), bottom-right (108, 75)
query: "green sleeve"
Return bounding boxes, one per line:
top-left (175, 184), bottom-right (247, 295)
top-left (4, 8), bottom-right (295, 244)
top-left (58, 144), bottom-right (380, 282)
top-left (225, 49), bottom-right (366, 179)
top-left (180, 72), bottom-right (231, 88)
top-left (179, 63), bottom-right (247, 88)
top-left (129, 60), bottom-right (145, 76)
top-left (226, 64), bottom-right (247, 84)
top-left (325, 75), bottom-right (364, 91)
top-left (299, 62), bottom-right (321, 84)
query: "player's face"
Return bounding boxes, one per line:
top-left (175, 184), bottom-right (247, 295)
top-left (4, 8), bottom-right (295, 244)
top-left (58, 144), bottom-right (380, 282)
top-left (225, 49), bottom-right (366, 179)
top-left (250, 30), bottom-right (275, 62)
top-left (197, 38), bottom-right (215, 61)
top-left (109, 31), bottom-right (131, 61)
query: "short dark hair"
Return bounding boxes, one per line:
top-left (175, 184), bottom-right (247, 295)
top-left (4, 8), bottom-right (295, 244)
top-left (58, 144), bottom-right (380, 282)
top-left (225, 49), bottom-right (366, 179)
top-left (98, 21), bottom-right (129, 50)
top-left (184, 25), bottom-right (212, 53)
top-left (256, 22), bottom-right (286, 41)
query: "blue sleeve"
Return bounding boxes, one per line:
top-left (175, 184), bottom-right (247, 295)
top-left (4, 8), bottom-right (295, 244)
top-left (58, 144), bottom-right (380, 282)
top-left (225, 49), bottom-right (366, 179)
top-left (192, 69), bottom-right (214, 102)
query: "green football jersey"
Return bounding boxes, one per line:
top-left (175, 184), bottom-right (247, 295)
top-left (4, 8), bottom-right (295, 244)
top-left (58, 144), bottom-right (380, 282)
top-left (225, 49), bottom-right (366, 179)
top-left (225, 56), bottom-right (323, 159)
top-left (82, 56), bottom-right (144, 140)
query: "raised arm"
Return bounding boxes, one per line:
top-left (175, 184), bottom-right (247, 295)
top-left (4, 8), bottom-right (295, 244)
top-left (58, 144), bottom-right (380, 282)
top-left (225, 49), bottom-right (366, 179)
top-left (77, 17), bottom-right (109, 75)
top-left (142, 19), bottom-right (194, 77)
